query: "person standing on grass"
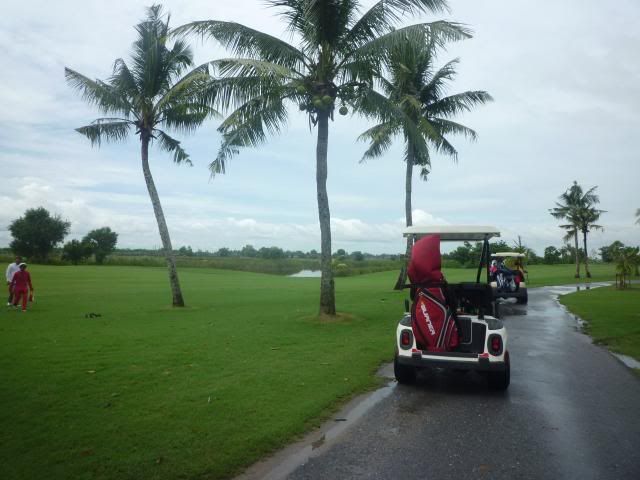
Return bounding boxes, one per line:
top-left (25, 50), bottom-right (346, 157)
top-left (5, 255), bottom-right (21, 306)
top-left (10, 263), bottom-right (33, 312)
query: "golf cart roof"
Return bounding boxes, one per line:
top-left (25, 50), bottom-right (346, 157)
top-left (403, 225), bottom-right (501, 241)
top-left (492, 252), bottom-right (526, 258)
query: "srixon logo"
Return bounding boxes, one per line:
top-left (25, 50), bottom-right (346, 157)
top-left (420, 301), bottom-right (436, 336)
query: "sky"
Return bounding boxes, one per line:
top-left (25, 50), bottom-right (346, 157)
top-left (1, 0), bottom-right (638, 256)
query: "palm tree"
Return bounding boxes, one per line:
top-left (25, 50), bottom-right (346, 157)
top-left (175, 0), bottom-right (466, 315)
top-left (357, 36), bottom-right (491, 286)
top-left (575, 205), bottom-right (604, 278)
top-left (65, 5), bottom-right (217, 307)
top-left (550, 181), bottom-right (600, 279)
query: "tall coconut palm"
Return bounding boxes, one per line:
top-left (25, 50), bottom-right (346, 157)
top-left (575, 204), bottom-right (605, 278)
top-left (65, 5), bottom-right (217, 307)
top-left (174, 0), bottom-right (467, 315)
top-left (357, 36), bottom-right (492, 287)
top-left (550, 181), bottom-right (599, 279)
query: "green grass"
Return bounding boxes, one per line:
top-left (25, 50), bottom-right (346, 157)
top-left (0, 265), bottom-right (408, 480)
top-left (0, 262), bottom-right (621, 479)
top-left (559, 285), bottom-right (640, 361)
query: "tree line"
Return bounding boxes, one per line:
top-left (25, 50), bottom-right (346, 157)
top-left (8, 207), bottom-right (118, 265)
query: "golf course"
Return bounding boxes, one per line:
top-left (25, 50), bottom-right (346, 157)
top-left (1, 262), bottom-right (635, 479)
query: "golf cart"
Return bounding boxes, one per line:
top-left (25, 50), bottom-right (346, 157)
top-left (394, 226), bottom-right (510, 390)
top-left (490, 252), bottom-right (528, 304)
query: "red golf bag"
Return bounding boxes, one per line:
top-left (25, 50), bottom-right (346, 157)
top-left (408, 235), bottom-right (459, 352)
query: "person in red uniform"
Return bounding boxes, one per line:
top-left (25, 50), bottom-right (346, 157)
top-left (11, 263), bottom-right (34, 312)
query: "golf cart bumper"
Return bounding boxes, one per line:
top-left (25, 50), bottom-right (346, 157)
top-left (396, 351), bottom-right (508, 372)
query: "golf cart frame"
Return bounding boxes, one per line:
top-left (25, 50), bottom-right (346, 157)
top-left (394, 225), bottom-right (510, 390)
top-left (490, 252), bottom-right (528, 304)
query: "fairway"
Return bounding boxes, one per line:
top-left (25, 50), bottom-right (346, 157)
top-left (1, 265), bottom-right (408, 480)
top-left (0, 263), bottom-right (618, 479)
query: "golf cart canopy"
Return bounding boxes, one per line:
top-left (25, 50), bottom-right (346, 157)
top-left (492, 252), bottom-right (525, 258)
top-left (404, 225), bottom-right (500, 241)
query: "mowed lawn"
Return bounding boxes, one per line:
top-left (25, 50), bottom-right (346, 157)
top-left (559, 285), bottom-right (640, 361)
top-left (0, 262), bottom-right (619, 479)
top-left (0, 265), bottom-right (408, 480)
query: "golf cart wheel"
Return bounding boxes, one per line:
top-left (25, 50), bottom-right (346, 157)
top-left (488, 351), bottom-right (510, 391)
top-left (394, 355), bottom-right (416, 385)
top-left (517, 293), bottom-right (528, 305)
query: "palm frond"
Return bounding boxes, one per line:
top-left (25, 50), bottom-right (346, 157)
top-left (346, 0), bottom-right (450, 48)
top-left (65, 68), bottom-right (131, 116)
top-left (358, 121), bottom-right (399, 161)
top-left (430, 118), bottom-right (477, 141)
top-left (155, 129), bottom-right (192, 165)
top-left (172, 20), bottom-right (306, 70)
top-left (426, 91), bottom-right (493, 117)
top-left (76, 119), bottom-right (132, 146)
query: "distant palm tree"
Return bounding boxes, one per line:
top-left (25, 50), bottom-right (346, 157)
top-left (65, 5), bottom-right (217, 306)
top-left (576, 205), bottom-right (604, 278)
top-left (357, 36), bottom-right (491, 286)
top-left (550, 181), bottom-right (600, 278)
top-left (175, 0), bottom-right (466, 315)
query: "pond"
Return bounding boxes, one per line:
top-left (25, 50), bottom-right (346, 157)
top-left (289, 270), bottom-right (321, 278)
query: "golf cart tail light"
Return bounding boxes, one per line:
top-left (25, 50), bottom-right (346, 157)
top-left (400, 330), bottom-right (413, 349)
top-left (488, 334), bottom-right (503, 355)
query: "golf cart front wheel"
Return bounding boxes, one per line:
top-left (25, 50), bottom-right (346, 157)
top-left (488, 352), bottom-right (510, 391)
top-left (394, 356), bottom-right (416, 385)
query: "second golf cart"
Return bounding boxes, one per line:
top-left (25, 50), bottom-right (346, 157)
top-left (490, 252), bottom-right (528, 304)
top-left (394, 225), bottom-right (510, 390)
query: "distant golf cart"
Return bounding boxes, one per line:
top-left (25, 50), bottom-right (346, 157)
top-left (394, 226), bottom-right (510, 390)
top-left (490, 252), bottom-right (528, 305)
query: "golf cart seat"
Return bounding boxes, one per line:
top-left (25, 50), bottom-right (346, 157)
top-left (449, 282), bottom-right (493, 317)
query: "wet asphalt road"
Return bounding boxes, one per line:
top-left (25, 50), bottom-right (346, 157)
top-left (287, 287), bottom-right (640, 480)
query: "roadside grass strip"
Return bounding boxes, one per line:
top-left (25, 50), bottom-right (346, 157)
top-left (559, 285), bottom-right (640, 361)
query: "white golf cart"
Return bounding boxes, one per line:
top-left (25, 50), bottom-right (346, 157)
top-left (394, 226), bottom-right (510, 390)
top-left (490, 252), bottom-right (528, 305)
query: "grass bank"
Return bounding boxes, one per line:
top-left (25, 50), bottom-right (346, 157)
top-left (559, 285), bottom-right (640, 361)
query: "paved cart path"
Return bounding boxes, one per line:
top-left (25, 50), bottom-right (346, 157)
top-left (278, 286), bottom-right (640, 480)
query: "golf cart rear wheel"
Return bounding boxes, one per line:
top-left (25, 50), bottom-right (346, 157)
top-left (517, 294), bottom-right (528, 305)
top-left (394, 355), bottom-right (416, 385)
top-left (488, 352), bottom-right (510, 391)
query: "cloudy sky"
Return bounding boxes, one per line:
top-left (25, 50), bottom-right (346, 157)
top-left (1, 0), bottom-right (638, 255)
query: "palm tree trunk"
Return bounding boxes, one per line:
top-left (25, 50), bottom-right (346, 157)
top-left (394, 149), bottom-right (414, 290)
top-left (583, 230), bottom-right (591, 278)
top-left (316, 111), bottom-right (336, 315)
top-left (141, 131), bottom-right (185, 307)
top-left (574, 231), bottom-right (580, 278)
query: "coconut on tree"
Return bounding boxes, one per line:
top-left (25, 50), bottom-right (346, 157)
top-left (356, 34), bottom-right (492, 287)
top-left (65, 5), bottom-right (218, 306)
top-left (174, 0), bottom-right (467, 315)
